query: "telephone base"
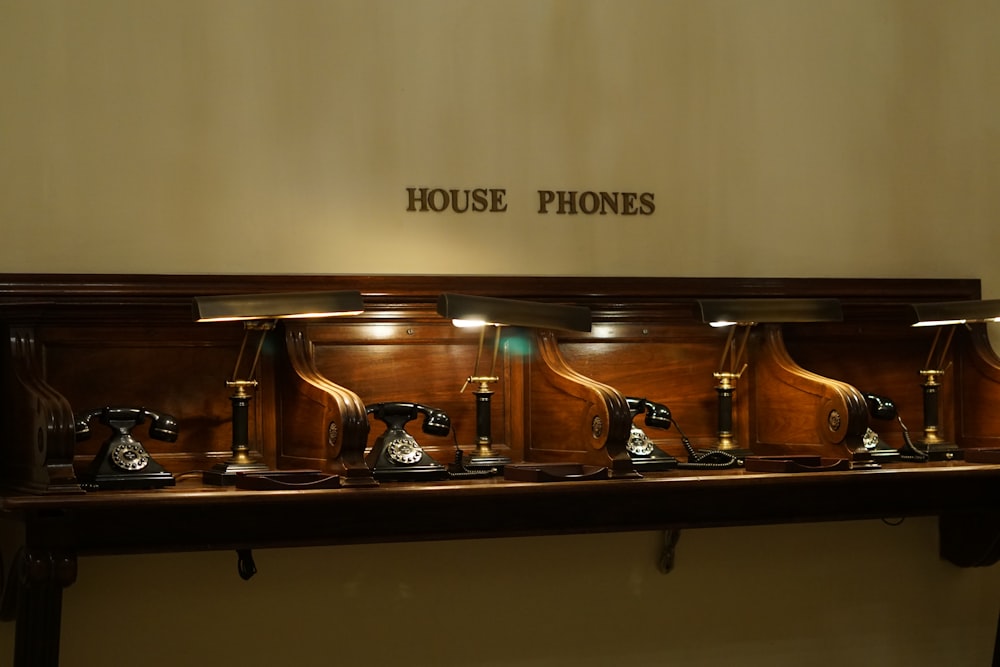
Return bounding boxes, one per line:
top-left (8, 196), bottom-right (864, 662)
top-left (852, 431), bottom-right (905, 461)
top-left (867, 446), bottom-right (901, 461)
top-left (629, 454), bottom-right (679, 472)
top-left (80, 470), bottom-right (175, 491)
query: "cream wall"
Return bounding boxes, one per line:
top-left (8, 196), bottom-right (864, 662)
top-left (2, 1), bottom-right (1000, 665)
top-left (3, 0), bottom-right (999, 285)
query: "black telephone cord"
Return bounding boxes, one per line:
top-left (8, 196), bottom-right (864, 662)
top-left (896, 416), bottom-right (930, 462)
top-left (674, 420), bottom-right (743, 469)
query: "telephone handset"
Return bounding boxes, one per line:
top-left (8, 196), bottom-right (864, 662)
top-left (862, 392), bottom-right (926, 461)
top-left (864, 393), bottom-right (897, 421)
top-left (365, 402), bottom-right (450, 481)
top-left (74, 407), bottom-right (178, 489)
top-left (624, 397), bottom-right (679, 471)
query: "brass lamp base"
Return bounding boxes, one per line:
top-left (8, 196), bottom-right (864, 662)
top-left (912, 423), bottom-right (961, 461)
top-left (464, 377), bottom-right (507, 471)
top-left (911, 440), bottom-right (962, 461)
top-left (464, 444), bottom-right (511, 471)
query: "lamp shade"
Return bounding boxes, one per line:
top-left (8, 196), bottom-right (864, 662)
top-left (911, 299), bottom-right (1000, 327)
top-left (193, 290), bottom-right (364, 323)
top-left (697, 298), bottom-right (843, 326)
top-left (437, 293), bottom-right (591, 332)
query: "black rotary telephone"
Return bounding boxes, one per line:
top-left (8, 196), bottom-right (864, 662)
top-left (624, 397), bottom-right (679, 471)
top-left (74, 407), bottom-right (178, 490)
top-left (365, 402), bottom-right (451, 481)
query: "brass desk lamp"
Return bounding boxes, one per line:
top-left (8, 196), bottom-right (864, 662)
top-left (697, 298), bottom-right (843, 455)
top-left (910, 298), bottom-right (1000, 460)
top-left (436, 293), bottom-right (591, 470)
top-left (193, 290), bottom-right (364, 484)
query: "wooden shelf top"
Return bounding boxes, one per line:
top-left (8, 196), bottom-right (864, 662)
top-left (4, 460), bottom-right (999, 556)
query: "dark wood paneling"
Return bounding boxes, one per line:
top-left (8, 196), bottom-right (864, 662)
top-left (0, 273), bottom-right (988, 492)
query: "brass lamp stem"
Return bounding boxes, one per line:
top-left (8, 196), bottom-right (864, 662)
top-left (460, 325), bottom-right (509, 468)
top-left (713, 369), bottom-right (745, 449)
top-left (204, 322), bottom-right (272, 484)
top-left (916, 325), bottom-right (957, 456)
top-left (713, 323), bottom-right (751, 450)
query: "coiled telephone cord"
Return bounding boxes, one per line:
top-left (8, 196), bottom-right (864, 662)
top-left (673, 420), bottom-right (743, 469)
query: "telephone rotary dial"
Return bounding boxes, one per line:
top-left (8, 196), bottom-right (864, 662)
top-left (385, 437), bottom-right (424, 465)
top-left (627, 427), bottom-right (657, 457)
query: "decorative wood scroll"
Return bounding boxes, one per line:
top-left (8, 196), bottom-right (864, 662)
top-left (748, 325), bottom-right (869, 458)
top-left (955, 326), bottom-right (1000, 449)
top-left (522, 330), bottom-right (636, 477)
top-left (276, 325), bottom-right (375, 487)
top-left (2, 327), bottom-right (81, 494)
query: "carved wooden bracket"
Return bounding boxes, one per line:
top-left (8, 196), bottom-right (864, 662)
top-left (524, 330), bottom-right (637, 478)
top-left (278, 325), bottom-right (376, 487)
top-left (2, 327), bottom-right (82, 494)
top-left (955, 325), bottom-right (1000, 449)
top-left (750, 325), bottom-right (870, 457)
